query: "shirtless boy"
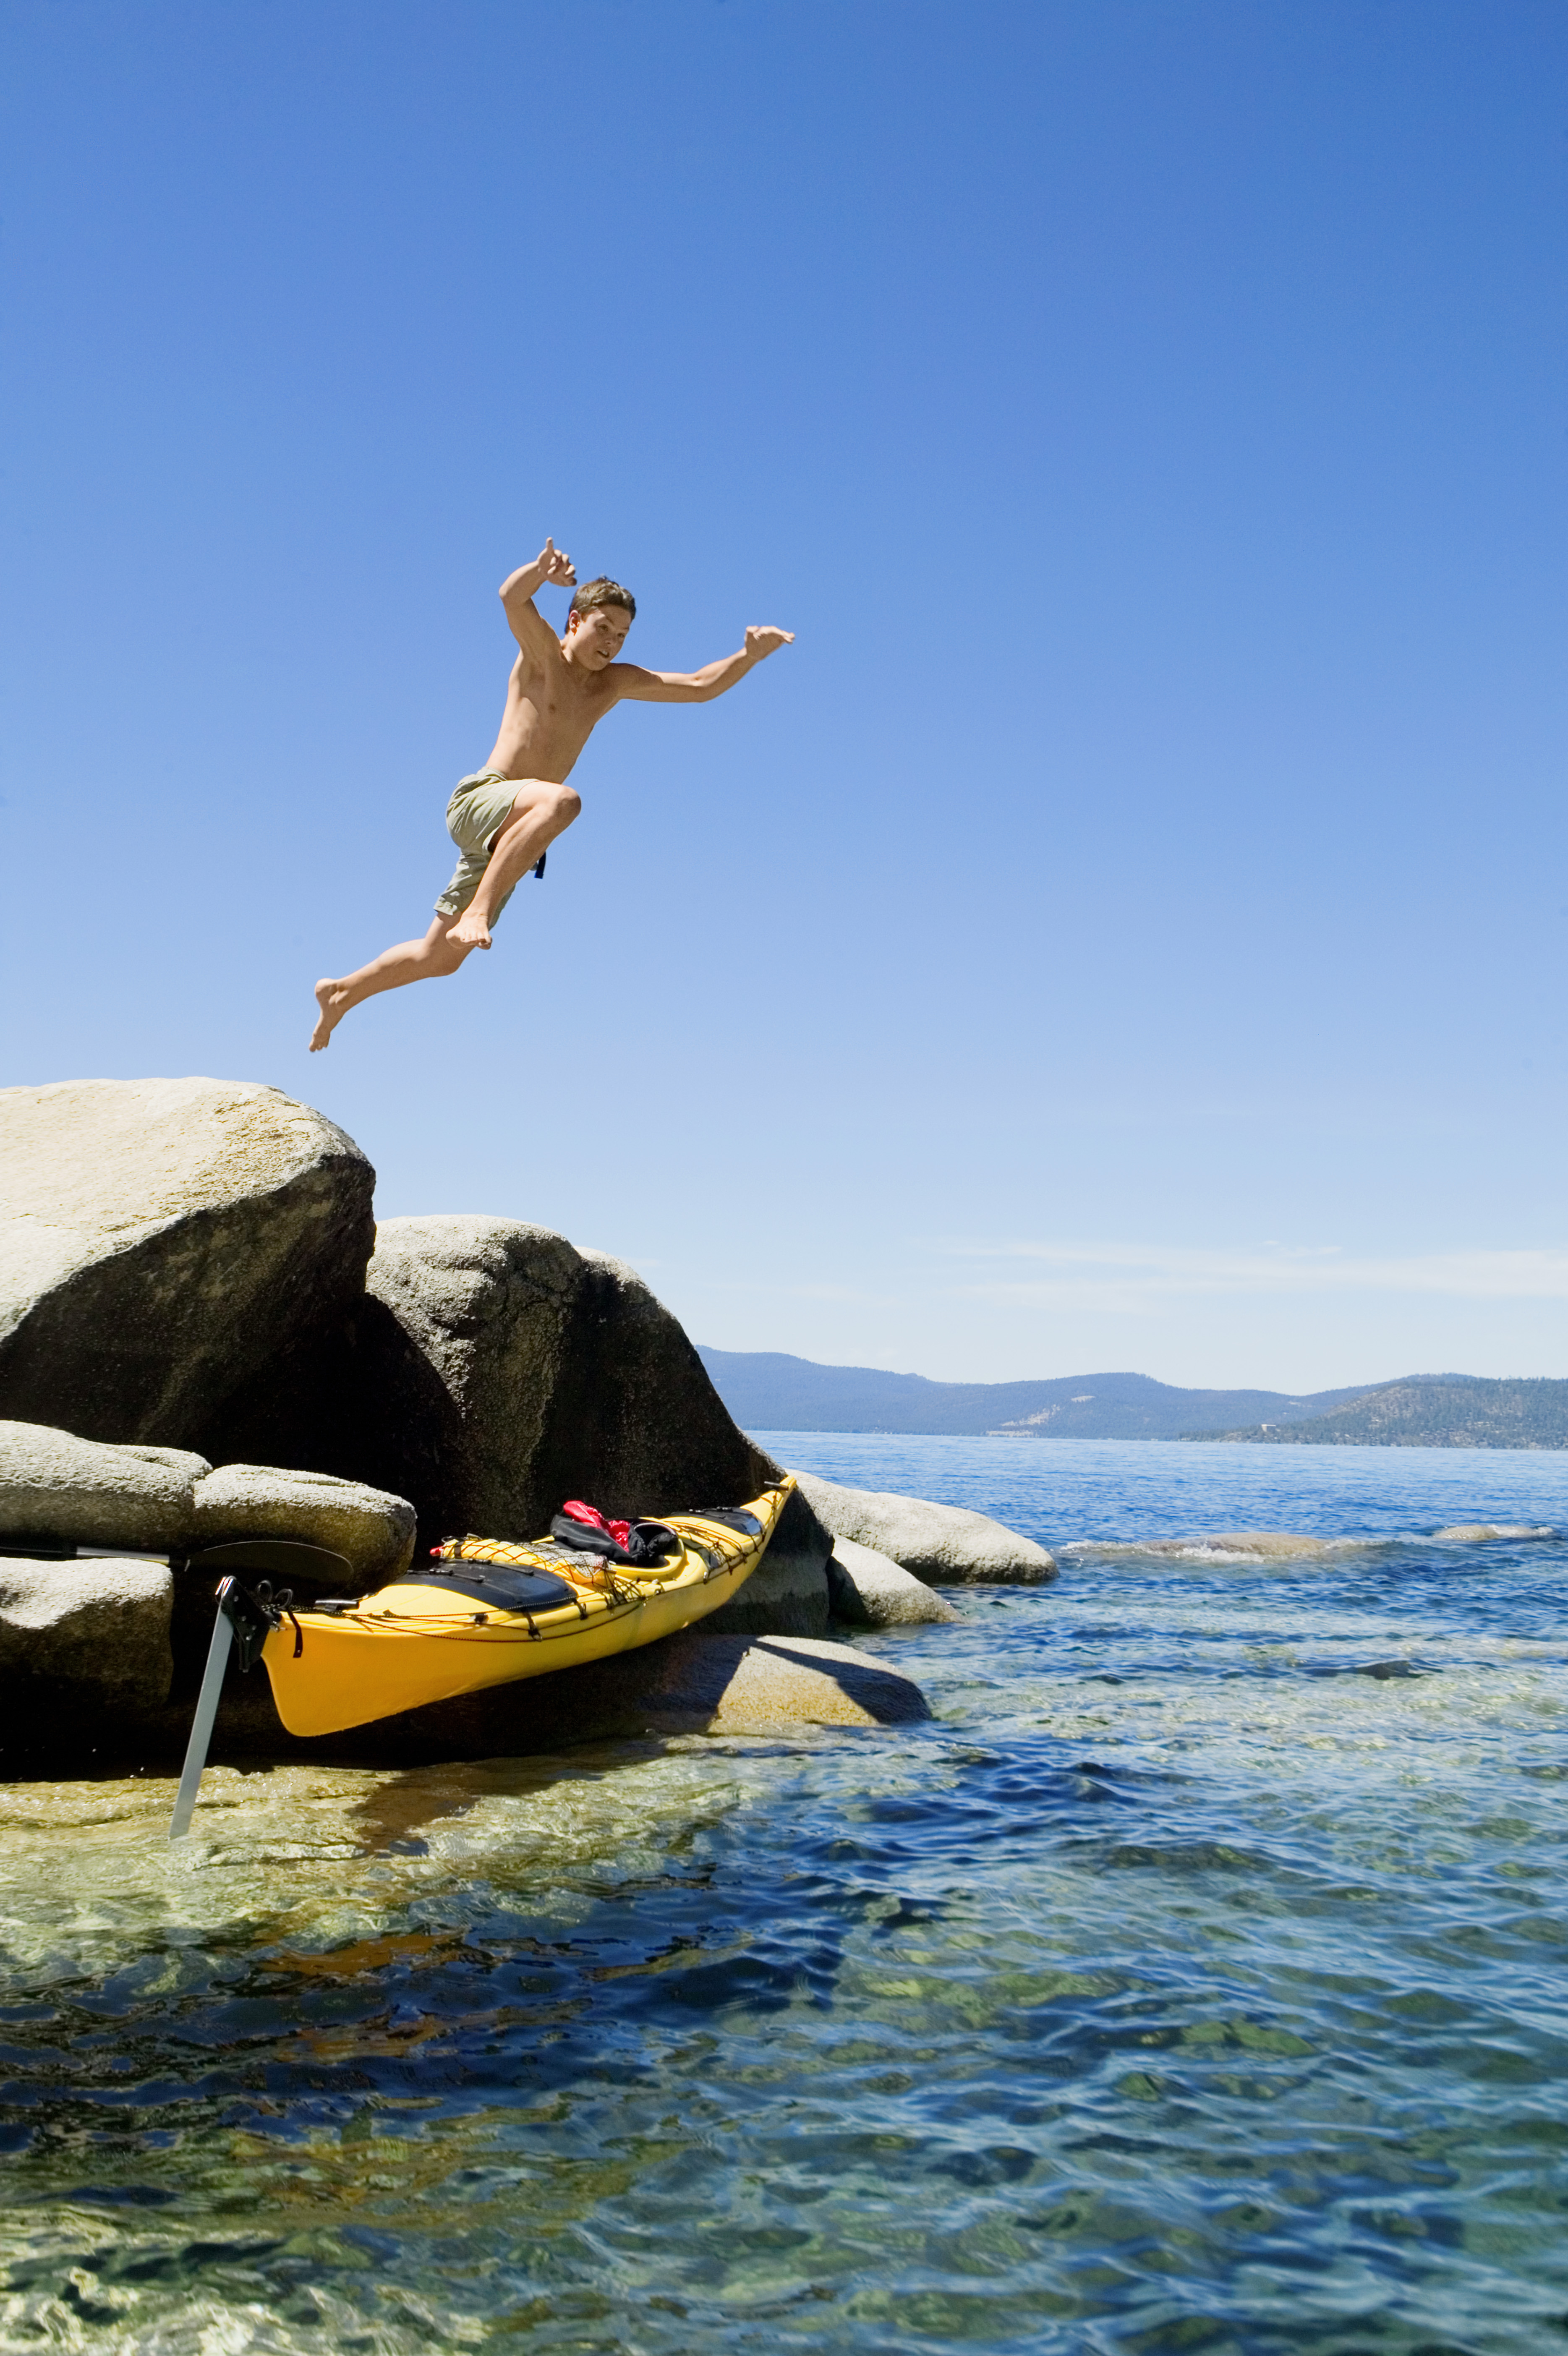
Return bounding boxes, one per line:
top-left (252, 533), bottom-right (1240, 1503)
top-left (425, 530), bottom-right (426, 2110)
top-left (309, 539), bottom-right (793, 1049)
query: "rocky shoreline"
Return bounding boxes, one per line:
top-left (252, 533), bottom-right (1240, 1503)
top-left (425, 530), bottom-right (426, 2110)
top-left (0, 1078), bottom-right (1055, 1776)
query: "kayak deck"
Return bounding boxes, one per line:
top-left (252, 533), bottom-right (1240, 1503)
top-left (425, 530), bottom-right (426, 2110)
top-left (260, 1479), bottom-right (794, 1737)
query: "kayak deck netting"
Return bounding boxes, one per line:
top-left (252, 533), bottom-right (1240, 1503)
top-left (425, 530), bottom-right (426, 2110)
top-left (259, 1480), bottom-right (795, 1737)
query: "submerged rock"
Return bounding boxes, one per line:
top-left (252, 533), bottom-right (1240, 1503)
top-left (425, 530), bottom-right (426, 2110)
top-left (0, 1079), bottom-right (374, 1450)
top-left (794, 1471), bottom-right (1056, 1584)
top-left (1192, 1531), bottom-right (1340, 1559)
top-left (189, 1466), bottom-right (416, 1585)
top-left (0, 1556), bottom-right (173, 1732)
top-left (0, 1419), bottom-right (209, 1549)
top-left (1070, 1530), bottom-right (1361, 1566)
top-left (1432, 1523), bottom-right (1555, 1543)
top-left (827, 1535), bottom-right (962, 1627)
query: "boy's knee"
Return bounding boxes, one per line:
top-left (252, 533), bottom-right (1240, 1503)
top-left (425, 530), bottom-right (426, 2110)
top-left (551, 785), bottom-right (582, 828)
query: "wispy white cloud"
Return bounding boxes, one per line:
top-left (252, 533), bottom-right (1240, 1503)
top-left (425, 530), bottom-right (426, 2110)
top-left (689, 1277), bottom-right (902, 1306)
top-left (929, 1240), bottom-right (1568, 1306)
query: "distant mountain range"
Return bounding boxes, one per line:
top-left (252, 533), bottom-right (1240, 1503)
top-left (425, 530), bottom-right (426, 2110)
top-left (695, 1350), bottom-right (1382, 1441)
top-left (1191, 1376), bottom-right (1568, 1450)
top-left (696, 1349), bottom-right (1568, 1450)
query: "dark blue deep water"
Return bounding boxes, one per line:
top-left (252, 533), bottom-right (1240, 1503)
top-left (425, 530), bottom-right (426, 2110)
top-left (0, 1438), bottom-right (1563, 2353)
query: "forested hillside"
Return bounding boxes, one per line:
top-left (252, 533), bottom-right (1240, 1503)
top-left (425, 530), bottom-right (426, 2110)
top-left (1189, 1377), bottom-right (1568, 1449)
top-left (696, 1349), bottom-right (1378, 1439)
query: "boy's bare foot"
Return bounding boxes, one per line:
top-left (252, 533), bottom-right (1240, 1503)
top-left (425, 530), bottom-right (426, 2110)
top-left (310, 979), bottom-right (350, 1051)
top-left (448, 909), bottom-right (493, 950)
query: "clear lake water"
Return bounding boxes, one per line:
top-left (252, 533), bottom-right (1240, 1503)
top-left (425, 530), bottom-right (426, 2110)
top-left (0, 1434), bottom-right (1564, 2354)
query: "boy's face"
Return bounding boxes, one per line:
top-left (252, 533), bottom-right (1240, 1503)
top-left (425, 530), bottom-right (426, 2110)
top-left (567, 604), bottom-right (633, 669)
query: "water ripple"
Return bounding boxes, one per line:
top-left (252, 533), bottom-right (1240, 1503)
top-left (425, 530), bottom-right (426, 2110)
top-left (0, 1438), bottom-right (1564, 2351)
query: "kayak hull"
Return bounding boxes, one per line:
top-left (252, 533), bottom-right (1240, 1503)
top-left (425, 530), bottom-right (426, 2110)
top-left (259, 1481), bottom-right (793, 1738)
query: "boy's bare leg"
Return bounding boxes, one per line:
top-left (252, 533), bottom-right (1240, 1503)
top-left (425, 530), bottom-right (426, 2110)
top-left (447, 780), bottom-right (582, 951)
top-left (309, 782), bottom-right (581, 1048)
top-left (310, 917), bottom-right (473, 1051)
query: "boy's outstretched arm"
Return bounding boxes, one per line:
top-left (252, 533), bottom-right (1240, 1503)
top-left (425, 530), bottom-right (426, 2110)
top-left (613, 624), bottom-right (794, 703)
top-left (500, 538), bottom-right (578, 656)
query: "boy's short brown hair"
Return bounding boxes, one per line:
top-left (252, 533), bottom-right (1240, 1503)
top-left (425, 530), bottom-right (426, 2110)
top-left (569, 575), bottom-right (636, 622)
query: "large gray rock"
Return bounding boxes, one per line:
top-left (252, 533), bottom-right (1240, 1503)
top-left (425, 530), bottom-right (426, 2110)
top-left (0, 1421), bottom-right (416, 1585)
top-left (827, 1535), bottom-right (962, 1627)
top-left (303, 1216), bottom-right (795, 1550)
top-left (0, 1079), bottom-right (374, 1451)
top-left (703, 1527), bottom-right (831, 1638)
top-left (794, 1471), bottom-right (1057, 1584)
top-left (0, 1419), bottom-right (210, 1549)
top-left (189, 1466), bottom-right (416, 1584)
top-left (0, 1557), bottom-right (173, 1724)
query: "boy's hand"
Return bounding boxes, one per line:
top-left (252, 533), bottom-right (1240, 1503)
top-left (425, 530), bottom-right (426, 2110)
top-left (745, 626), bottom-right (794, 658)
top-left (537, 538), bottom-right (578, 588)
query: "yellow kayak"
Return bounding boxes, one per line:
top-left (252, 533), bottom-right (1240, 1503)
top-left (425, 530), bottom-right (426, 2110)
top-left (259, 1478), bottom-right (794, 1737)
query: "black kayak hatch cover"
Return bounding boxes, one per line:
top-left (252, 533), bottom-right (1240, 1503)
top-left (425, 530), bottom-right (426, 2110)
top-left (401, 1564), bottom-right (579, 1614)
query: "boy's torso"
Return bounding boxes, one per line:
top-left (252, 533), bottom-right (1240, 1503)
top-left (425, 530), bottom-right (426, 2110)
top-left (481, 644), bottom-right (621, 782)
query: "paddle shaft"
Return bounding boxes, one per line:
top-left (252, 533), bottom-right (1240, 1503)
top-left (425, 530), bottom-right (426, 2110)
top-left (169, 1583), bottom-right (236, 1841)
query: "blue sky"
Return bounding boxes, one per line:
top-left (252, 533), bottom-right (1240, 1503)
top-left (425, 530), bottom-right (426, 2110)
top-left (3, 0), bottom-right (1564, 1389)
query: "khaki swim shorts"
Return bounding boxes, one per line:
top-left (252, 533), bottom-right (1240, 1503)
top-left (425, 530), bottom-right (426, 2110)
top-left (434, 771), bottom-right (523, 922)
